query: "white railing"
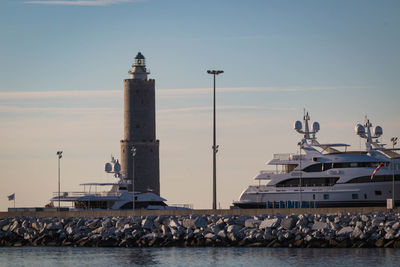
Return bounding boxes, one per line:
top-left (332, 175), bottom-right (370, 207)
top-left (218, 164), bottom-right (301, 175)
top-left (169, 204), bottom-right (193, 209)
top-left (273, 153), bottom-right (306, 161)
top-left (53, 191), bottom-right (121, 198)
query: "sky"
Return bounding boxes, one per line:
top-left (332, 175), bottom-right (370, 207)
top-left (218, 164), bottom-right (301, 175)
top-left (0, 0), bottom-right (400, 211)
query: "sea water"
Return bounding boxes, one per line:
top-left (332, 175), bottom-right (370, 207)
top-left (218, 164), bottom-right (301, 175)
top-left (1, 247), bottom-right (400, 266)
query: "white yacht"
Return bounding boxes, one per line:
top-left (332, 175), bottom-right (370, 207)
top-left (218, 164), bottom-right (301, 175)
top-left (233, 113), bottom-right (400, 208)
top-left (49, 157), bottom-right (192, 210)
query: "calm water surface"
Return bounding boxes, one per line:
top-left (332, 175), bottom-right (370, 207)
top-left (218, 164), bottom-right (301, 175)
top-left (1, 247), bottom-right (400, 266)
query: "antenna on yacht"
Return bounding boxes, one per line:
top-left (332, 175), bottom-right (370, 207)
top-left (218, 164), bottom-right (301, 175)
top-left (294, 110), bottom-right (320, 144)
top-left (355, 116), bottom-right (383, 152)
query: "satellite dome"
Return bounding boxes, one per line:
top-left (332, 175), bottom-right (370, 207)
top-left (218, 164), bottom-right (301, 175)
top-left (294, 121), bottom-right (302, 131)
top-left (373, 126), bottom-right (383, 137)
top-left (355, 124), bottom-right (365, 135)
top-left (113, 161), bottom-right (121, 173)
top-left (312, 122), bottom-right (320, 132)
top-left (105, 162), bottom-right (112, 173)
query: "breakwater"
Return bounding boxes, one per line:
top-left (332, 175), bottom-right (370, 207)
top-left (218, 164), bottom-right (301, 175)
top-left (1, 212), bottom-right (400, 248)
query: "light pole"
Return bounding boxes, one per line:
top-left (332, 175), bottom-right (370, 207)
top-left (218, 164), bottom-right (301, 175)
top-left (56, 151), bottom-right (63, 211)
top-left (207, 70), bottom-right (223, 210)
top-left (298, 142), bottom-right (302, 208)
top-left (131, 146), bottom-right (136, 211)
top-left (391, 137), bottom-right (397, 209)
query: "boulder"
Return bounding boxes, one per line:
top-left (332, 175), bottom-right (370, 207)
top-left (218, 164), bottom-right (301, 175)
top-left (226, 225), bottom-right (242, 235)
top-left (141, 218), bottom-right (154, 230)
top-left (312, 221), bottom-right (328, 231)
top-left (280, 217), bottom-right (296, 230)
top-left (337, 226), bottom-right (353, 236)
top-left (245, 219), bottom-right (261, 228)
top-left (350, 227), bottom-right (364, 239)
top-left (259, 218), bottom-right (280, 229)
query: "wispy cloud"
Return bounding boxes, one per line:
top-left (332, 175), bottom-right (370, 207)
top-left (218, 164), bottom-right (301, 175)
top-left (157, 86), bottom-right (370, 96)
top-left (158, 105), bottom-right (295, 113)
top-left (0, 105), bottom-right (120, 114)
top-left (24, 0), bottom-right (140, 6)
top-left (0, 85), bottom-right (369, 100)
top-left (0, 104), bottom-right (293, 114)
top-left (0, 90), bottom-right (120, 100)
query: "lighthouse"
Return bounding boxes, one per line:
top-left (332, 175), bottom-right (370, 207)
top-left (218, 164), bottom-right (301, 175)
top-left (120, 52), bottom-right (160, 195)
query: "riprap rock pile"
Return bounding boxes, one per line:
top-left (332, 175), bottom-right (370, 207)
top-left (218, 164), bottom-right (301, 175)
top-left (1, 213), bottom-right (400, 248)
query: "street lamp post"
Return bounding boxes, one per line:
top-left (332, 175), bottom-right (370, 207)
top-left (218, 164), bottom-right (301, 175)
top-left (207, 70), bottom-right (223, 210)
top-left (131, 146), bottom-right (136, 211)
top-left (391, 137), bottom-right (397, 209)
top-left (56, 151), bottom-right (63, 211)
top-left (298, 142), bottom-right (302, 208)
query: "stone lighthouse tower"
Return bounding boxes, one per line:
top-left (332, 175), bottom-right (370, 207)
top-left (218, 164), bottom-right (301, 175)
top-left (120, 52), bottom-right (160, 195)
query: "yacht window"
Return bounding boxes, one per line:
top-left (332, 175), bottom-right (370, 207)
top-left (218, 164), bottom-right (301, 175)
top-left (332, 162), bottom-right (388, 169)
top-left (323, 163), bottom-right (333, 171)
top-left (303, 163), bottom-right (322, 172)
top-left (375, 190), bottom-right (382, 196)
top-left (352, 194), bottom-right (359, 199)
top-left (276, 177), bottom-right (339, 187)
top-left (346, 175), bottom-right (400, 183)
top-left (364, 194), bottom-right (367, 199)
top-left (323, 194), bottom-right (329, 200)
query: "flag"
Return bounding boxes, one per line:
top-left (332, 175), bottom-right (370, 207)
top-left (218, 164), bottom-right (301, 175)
top-left (8, 193), bottom-right (15, 201)
top-left (371, 163), bottom-right (384, 180)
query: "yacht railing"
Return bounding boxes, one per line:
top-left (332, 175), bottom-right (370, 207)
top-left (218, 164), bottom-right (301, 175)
top-left (168, 204), bottom-right (194, 209)
top-left (273, 153), bottom-right (306, 161)
top-left (52, 191), bottom-right (121, 198)
top-left (259, 170), bottom-right (290, 175)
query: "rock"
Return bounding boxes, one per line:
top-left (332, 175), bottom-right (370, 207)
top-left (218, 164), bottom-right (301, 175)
top-left (168, 218), bottom-right (180, 228)
top-left (361, 215), bottom-right (369, 222)
top-left (193, 217), bottom-right (208, 228)
top-left (350, 227), bottom-right (364, 239)
top-left (0, 219), bottom-right (10, 228)
top-left (337, 226), bottom-right (353, 236)
top-left (384, 232), bottom-right (394, 240)
top-left (226, 225), bottom-right (242, 235)
top-left (2, 223), bottom-right (10, 232)
top-left (86, 219), bottom-right (100, 229)
top-left (312, 221), bottom-right (328, 231)
top-left (141, 218), bottom-right (154, 230)
top-left (46, 222), bottom-right (63, 231)
top-left (392, 222), bottom-right (400, 231)
top-left (204, 233), bottom-right (217, 240)
top-left (245, 219), bottom-right (261, 228)
top-left (10, 221), bottom-right (20, 232)
top-left (281, 217), bottom-right (296, 230)
top-left (296, 216), bottom-right (308, 228)
top-left (259, 218), bottom-right (280, 229)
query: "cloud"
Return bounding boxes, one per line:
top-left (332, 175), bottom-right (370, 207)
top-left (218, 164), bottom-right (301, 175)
top-left (159, 105), bottom-right (295, 114)
top-left (0, 105), bottom-right (120, 114)
top-left (0, 86), bottom-right (368, 100)
top-left (24, 0), bottom-right (141, 6)
top-left (157, 86), bottom-right (370, 97)
top-left (0, 90), bottom-right (120, 100)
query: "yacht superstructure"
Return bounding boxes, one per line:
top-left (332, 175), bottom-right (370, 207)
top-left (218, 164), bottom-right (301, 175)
top-left (233, 113), bottom-right (400, 208)
top-left (50, 157), bottom-right (191, 210)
